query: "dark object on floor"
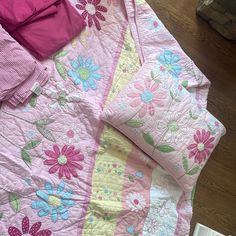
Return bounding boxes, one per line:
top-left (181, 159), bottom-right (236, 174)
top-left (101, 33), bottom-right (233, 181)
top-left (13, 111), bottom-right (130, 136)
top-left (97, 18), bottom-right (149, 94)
top-left (197, 0), bottom-right (236, 42)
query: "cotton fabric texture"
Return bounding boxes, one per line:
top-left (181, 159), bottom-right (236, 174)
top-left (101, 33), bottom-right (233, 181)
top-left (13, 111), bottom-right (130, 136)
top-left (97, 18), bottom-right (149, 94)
top-left (0, 26), bottom-right (48, 107)
top-left (0, 0), bottom-right (86, 60)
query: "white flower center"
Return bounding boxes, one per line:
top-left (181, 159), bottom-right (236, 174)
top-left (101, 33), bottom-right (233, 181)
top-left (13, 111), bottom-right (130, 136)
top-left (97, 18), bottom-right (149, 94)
top-left (85, 3), bottom-right (96, 15)
top-left (197, 143), bottom-right (205, 151)
top-left (23, 234), bottom-right (31, 236)
top-left (58, 155), bottom-right (67, 165)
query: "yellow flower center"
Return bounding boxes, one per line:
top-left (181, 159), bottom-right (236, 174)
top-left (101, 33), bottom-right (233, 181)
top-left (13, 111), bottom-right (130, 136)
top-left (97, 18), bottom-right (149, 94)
top-left (48, 195), bottom-right (61, 207)
top-left (165, 64), bottom-right (173, 71)
top-left (78, 68), bottom-right (90, 80)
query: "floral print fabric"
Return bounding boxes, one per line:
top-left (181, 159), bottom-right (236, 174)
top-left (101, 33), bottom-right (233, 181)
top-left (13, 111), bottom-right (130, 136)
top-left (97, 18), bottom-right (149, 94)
top-left (44, 144), bottom-right (84, 180)
top-left (0, 0), bottom-right (225, 235)
top-left (8, 216), bottom-right (51, 236)
top-left (31, 181), bottom-right (75, 223)
top-left (76, 0), bottom-right (108, 30)
top-left (158, 50), bottom-right (182, 78)
top-left (68, 56), bottom-right (102, 92)
top-left (127, 79), bottom-right (166, 118)
top-left (187, 129), bottom-right (215, 164)
top-left (101, 60), bottom-right (226, 192)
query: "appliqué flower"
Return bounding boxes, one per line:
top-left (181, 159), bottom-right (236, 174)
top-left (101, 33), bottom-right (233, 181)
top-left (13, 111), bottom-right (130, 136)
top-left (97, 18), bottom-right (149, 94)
top-left (127, 79), bottom-right (166, 118)
top-left (31, 181), bottom-right (75, 223)
top-left (62, 123), bottom-right (81, 145)
top-left (126, 225), bottom-right (139, 235)
top-left (206, 116), bottom-right (223, 135)
top-left (126, 192), bottom-right (146, 212)
top-left (187, 129), bottom-right (215, 164)
top-left (76, 0), bottom-right (108, 31)
top-left (147, 16), bottom-right (163, 32)
top-left (44, 83), bottom-right (81, 112)
top-left (158, 50), bottom-right (182, 78)
top-left (8, 216), bottom-right (51, 236)
top-left (68, 56), bottom-right (102, 92)
top-left (157, 111), bottom-right (190, 144)
top-left (44, 144), bottom-right (84, 180)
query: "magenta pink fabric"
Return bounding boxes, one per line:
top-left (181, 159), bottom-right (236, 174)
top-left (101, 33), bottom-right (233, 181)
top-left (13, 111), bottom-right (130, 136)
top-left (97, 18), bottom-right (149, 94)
top-left (0, 0), bottom-right (86, 60)
top-left (0, 25), bottom-right (48, 107)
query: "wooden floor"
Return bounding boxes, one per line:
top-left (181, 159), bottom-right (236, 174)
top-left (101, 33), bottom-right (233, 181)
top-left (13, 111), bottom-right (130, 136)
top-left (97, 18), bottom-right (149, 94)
top-left (146, 0), bottom-right (236, 235)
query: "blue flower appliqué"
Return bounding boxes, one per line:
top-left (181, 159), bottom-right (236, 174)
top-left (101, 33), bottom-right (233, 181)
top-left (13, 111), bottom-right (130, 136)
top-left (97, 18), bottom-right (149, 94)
top-left (158, 50), bottom-right (182, 78)
top-left (67, 56), bottom-right (102, 92)
top-left (31, 181), bottom-right (75, 223)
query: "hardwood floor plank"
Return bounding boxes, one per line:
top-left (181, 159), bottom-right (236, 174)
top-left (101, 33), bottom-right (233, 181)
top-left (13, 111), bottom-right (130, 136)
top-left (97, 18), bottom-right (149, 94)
top-left (146, 0), bottom-right (236, 235)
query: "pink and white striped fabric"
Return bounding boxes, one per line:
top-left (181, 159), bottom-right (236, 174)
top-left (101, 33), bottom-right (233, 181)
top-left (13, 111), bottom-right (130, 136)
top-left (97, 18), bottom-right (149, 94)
top-left (0, 25), bottom-right (49, 107)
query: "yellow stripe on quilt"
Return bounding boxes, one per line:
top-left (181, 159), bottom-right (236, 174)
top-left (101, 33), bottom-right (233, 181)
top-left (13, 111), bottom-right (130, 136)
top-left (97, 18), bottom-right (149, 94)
top-left (82, 29), bottom-right (140, 235)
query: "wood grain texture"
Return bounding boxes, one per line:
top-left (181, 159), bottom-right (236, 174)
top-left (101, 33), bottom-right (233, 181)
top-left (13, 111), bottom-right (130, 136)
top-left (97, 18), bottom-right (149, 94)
top-left (146, 0), bottom-right (236, 235)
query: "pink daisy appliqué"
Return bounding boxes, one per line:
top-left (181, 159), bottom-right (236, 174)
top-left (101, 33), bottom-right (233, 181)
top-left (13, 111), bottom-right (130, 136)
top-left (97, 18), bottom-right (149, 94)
top-left (44, 144), bottom-right (84, 180)
top-left (8, 216), bottom-right (51, 236)
top-left (127, 79), bottom-right (166, 118)
top-left (76, 0), bottom-right (108, 31)
top-left (187, 129), bottom-right (215, 164)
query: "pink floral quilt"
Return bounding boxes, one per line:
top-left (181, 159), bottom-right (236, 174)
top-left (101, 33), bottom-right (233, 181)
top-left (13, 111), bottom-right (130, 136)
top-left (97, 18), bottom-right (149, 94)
top-left (0, 0), bottom-right (221, 235)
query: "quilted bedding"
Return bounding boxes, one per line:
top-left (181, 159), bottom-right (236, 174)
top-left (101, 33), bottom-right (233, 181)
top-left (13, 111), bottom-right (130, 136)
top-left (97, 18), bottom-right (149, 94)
top-left (0, 0), bottom-right (217, 235)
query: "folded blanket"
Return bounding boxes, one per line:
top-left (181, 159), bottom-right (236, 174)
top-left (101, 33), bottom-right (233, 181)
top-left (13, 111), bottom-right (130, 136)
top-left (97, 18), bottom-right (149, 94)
top-left (0, 26), bottom-right (49, 107)
top-left (0, 0), bottom-right (86, 60)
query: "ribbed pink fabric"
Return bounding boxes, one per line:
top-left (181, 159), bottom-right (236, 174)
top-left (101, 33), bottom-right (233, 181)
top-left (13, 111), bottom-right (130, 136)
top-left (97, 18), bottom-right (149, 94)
top-left (0, 25), bottom-right (49, 107)
top-left (0, 0), bottom-right (86, 60)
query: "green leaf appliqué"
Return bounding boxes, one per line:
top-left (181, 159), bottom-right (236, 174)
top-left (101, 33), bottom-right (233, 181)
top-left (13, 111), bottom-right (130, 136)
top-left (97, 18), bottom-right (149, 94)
top-left (24, 140), bottom-right (41, 150)
top-left (125, 119), bottom-right (144, 128)
top-left (128, 175), bottom-right (134, 182)
top-left (34, 119), bottom-right (55, 126)
top-left (191, 185), bottom-right (196, 206)
top-left (187, 166), bottom-right (200, 175)
top-left (29, 95), bottom-right (37, 108)
top-left (9, 192), bottom-right (20, 213)
top-left (155, 145), bottom-right (175, 153)
top-left (36, 125), bottom-right (56, 142)
top-left (21, 149), bottom-right (31, 166)
top-left (55, 61), bottom-right (67, 80)
top-left (182, 155), bottom-right (189, 172)
top-left (181, 80), bottom-right (188, 88)
top-left (54, 50), bottom-right (68, 59)
top-left (143, 133), bottom-right (155, 147)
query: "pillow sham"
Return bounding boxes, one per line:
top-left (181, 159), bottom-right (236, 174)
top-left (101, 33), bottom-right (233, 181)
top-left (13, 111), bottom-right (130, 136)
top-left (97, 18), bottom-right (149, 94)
top-left (101, 61), bottom-right (226, 192)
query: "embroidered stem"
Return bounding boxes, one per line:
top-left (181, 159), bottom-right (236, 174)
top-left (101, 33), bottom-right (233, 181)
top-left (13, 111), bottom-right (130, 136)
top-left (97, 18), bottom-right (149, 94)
top-left (178, 161), bottom-right (198, 180)
top-left (3, 111), bottom-right (33, 125)
top-left (0, 133), bottom-right (21, 149)
top-left (116, 107), bottom-right (142, 127)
